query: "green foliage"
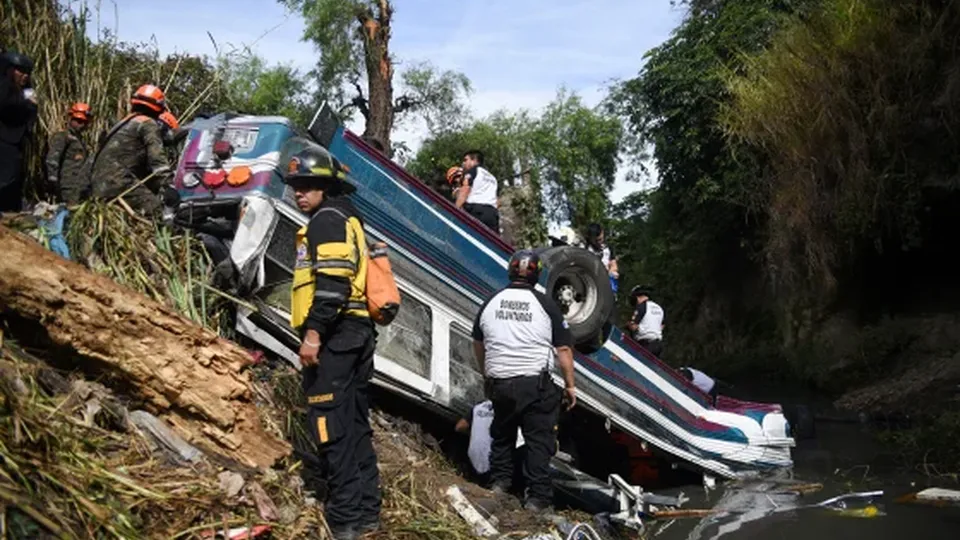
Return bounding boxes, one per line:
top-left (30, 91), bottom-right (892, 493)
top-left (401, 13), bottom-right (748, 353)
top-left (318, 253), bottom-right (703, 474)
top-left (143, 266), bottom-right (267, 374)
top-left (219, 55), bottom-right (311, 125)
top-left (722, 0), bottom-right (960, 314)
top-left (607, 0), bottom-right (809, 340)
top-left (280, 0), bottom-right (366, 117)
top-left (409, 90), bottom-right (624, 246)
top-left (397, 63), bottom-right (473, 135)
top-left (528, 90), bottom-right (624, 229)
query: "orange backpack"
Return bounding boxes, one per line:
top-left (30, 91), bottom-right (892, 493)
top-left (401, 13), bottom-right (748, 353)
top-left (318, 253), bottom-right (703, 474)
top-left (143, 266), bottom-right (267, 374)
top-left (366, 242), bottom-right (400, 325)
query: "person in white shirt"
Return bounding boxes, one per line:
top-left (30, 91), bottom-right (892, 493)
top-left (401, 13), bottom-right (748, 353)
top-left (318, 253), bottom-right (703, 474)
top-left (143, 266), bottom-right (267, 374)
top-left (626, 285), bottom-right (665, 358)
top-left (455, 150), bottom-right (500, 233)
top-left (472, 250), bottom-right (576, 511)
top-left (679, 367), bottom-right (718, 403)
top-left (584, 224), bottom-right (619, 294)
top-left (455, 400), bottom-right (526, 476)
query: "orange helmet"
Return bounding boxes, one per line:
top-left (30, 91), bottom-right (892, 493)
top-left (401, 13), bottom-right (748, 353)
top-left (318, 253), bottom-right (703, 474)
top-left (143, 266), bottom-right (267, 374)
top-left (158, 110), bottom-right (179, 130)
top-left (68, 102), bottom-right (92, 122)
top-left (131, 84), bottom-right (166, 113)
top-left (445, 166), bottom-right (464, 185)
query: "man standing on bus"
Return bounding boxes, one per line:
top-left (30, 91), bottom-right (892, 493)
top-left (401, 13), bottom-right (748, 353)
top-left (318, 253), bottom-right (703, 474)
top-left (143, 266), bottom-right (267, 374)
top-left (455, 149), bottom-right (500, 233)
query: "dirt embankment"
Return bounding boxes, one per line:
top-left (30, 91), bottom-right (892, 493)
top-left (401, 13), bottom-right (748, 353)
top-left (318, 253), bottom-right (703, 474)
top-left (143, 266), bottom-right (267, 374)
top-left (801, 313), bottom-right (960, 415)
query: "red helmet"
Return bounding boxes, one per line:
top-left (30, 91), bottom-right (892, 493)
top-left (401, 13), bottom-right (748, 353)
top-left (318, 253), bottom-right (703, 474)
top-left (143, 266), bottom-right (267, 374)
top-left (158, 110), bottom-right (179, 130)
top-left (445, 166), bottom-right (463, 185)
top-left (68, 102), bottom-right (92, 122)
top-left (131, 84), bottom-right (166, 113)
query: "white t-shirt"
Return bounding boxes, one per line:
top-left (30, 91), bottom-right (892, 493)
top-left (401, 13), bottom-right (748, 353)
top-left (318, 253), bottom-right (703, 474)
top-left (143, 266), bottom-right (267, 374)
top-left (586, 243), bottom-right (616, 269)
top-left (472, 284), bottom-right (572, 379)
top-left (464, 166), bottom-right (498, 206)
top-left (683, 368), bottom-right (716, 394)
top-left (632, 299), bottom-right (664, 341)
top-left (467, 401), bottom-right (525, 474)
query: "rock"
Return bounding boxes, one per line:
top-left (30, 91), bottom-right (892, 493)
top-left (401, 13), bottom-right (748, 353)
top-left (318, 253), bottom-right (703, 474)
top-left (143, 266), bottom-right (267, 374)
top-left (218, 471), bottom-right (245, 498)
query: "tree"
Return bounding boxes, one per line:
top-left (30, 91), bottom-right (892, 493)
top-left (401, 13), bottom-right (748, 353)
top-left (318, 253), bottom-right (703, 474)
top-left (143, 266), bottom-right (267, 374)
top-left (409, 90), bottom-right (624, 247)
top-left (280, 0), bottom-right (471, 154)
top-left (606, 0), bottom-right (815, 363)
top-left (219, 55), bottom-right (311, 125)
top-left (722, 0), bottom-right (960, 321)
top-left (528, 90), bottom-right (624, 231)
top-left (407, 111), bottom-right (549, 248)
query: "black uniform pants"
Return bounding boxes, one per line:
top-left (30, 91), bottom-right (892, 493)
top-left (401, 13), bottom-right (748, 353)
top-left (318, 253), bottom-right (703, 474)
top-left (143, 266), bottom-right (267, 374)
top-left (0, 141), bottom-right (24, 212)
top-left (488, 373), bottom-right (561, 503)
top-left (302, 320), bottom-right (381, 530)
top-left (464, 203), bottom-right (500, 233)
top-left (639, 339), bottom-right (663, 358)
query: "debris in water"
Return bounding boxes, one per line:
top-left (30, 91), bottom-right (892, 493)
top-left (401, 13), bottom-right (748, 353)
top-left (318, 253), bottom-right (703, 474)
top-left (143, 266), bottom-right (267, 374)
top-left (896, 487), bottom-right (960, 506)
top-left (650, 508), bottom-right (716, 519)
top-left (777, 482), bottom-right (824, 495)
top-left (826, 505), bottom-right (883, 518)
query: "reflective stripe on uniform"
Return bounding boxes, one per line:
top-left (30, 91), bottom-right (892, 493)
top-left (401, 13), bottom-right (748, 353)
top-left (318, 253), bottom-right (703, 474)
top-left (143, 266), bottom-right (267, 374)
top-left (314, 289), bottom-right (346, 301)
top-left (317, 416), bottom-right (329, 443)
top-left (313, 259), bottom-right (358, 272)
top-left (291, 206), bottom-right (371, 330)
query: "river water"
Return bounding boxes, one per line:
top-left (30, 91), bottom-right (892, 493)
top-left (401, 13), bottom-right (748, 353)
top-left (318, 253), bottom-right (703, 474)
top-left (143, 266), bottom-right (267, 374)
top-left (645, 421), bottom-right (960, 539)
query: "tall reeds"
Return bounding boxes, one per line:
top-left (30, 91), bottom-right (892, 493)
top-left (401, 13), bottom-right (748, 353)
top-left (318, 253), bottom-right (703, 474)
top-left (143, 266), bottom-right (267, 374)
top-left (0, 0), bottom-right (231, 199)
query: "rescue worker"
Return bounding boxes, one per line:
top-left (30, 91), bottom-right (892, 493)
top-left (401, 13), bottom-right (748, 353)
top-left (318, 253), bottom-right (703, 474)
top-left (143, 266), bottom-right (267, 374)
top-left (626, 285), bottom-right (665, 357)
top-left (157, 109), bottom-right (188, 146)
top-left (472, 250), bottom-right (577, 511)
top-left (90, 84), bottom-right (173, 216)
top-left (286, 146), bottom-right (381, 540)
top-left (45, 103), bottom-right (93, 204)
top-left (584, 223), bottom-right (619, 294)
top-left (454, 399), bottom-right (526, 481)
top-left (0, 51), bottom-right (38, 212)
top-left (455, 150), bottom-right (499, 233)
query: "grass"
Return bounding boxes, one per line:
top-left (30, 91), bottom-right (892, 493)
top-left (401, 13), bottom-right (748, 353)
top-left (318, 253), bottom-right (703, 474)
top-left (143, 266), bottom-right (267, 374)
top-left (0, 343), bottom-right (328, 539)
top-left (62, 200), bottom-right (232, 332)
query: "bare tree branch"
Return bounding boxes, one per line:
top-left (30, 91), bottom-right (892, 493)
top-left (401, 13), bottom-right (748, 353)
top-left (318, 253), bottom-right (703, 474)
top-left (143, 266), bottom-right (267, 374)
top-left (393, 94), bottom-right (423, 114)
top-left (351, 79), bottom-right (370, 120)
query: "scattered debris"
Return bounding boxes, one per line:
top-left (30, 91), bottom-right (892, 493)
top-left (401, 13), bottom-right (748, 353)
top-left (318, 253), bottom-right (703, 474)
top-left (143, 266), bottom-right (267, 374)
top-left (130, 410), bottom-right (204, 463)
top-left (246, 482), bottom-right (281, 522)
top-left (218, 471), bottom-right (246, 499)
top-left (0, 344), bottom-right (328, 538)
top-left (446, 485), bottom-right (499, 537)
top-left (896, 487), bottom-right (960, 506)
top-left (649, 509), bottom-right (716, 519)
top-left (777, 482), bottom-right (824, 495)
top-left (199, 524), bottom-right (271, 539)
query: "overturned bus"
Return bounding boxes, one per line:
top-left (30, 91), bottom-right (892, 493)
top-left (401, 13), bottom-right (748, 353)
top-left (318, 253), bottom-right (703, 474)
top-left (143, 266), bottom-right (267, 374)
top-left (169, 105), bottom-right (794, 488)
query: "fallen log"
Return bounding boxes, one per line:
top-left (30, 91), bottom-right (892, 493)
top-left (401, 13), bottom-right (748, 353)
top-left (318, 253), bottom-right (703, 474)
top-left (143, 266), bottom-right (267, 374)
top-left (0, 225), bottom-right (290, 469)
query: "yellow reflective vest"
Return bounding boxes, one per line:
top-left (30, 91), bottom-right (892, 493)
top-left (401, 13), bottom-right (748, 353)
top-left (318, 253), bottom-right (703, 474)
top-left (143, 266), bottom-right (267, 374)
top-left (290, 202), bottom-right (369, 331)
